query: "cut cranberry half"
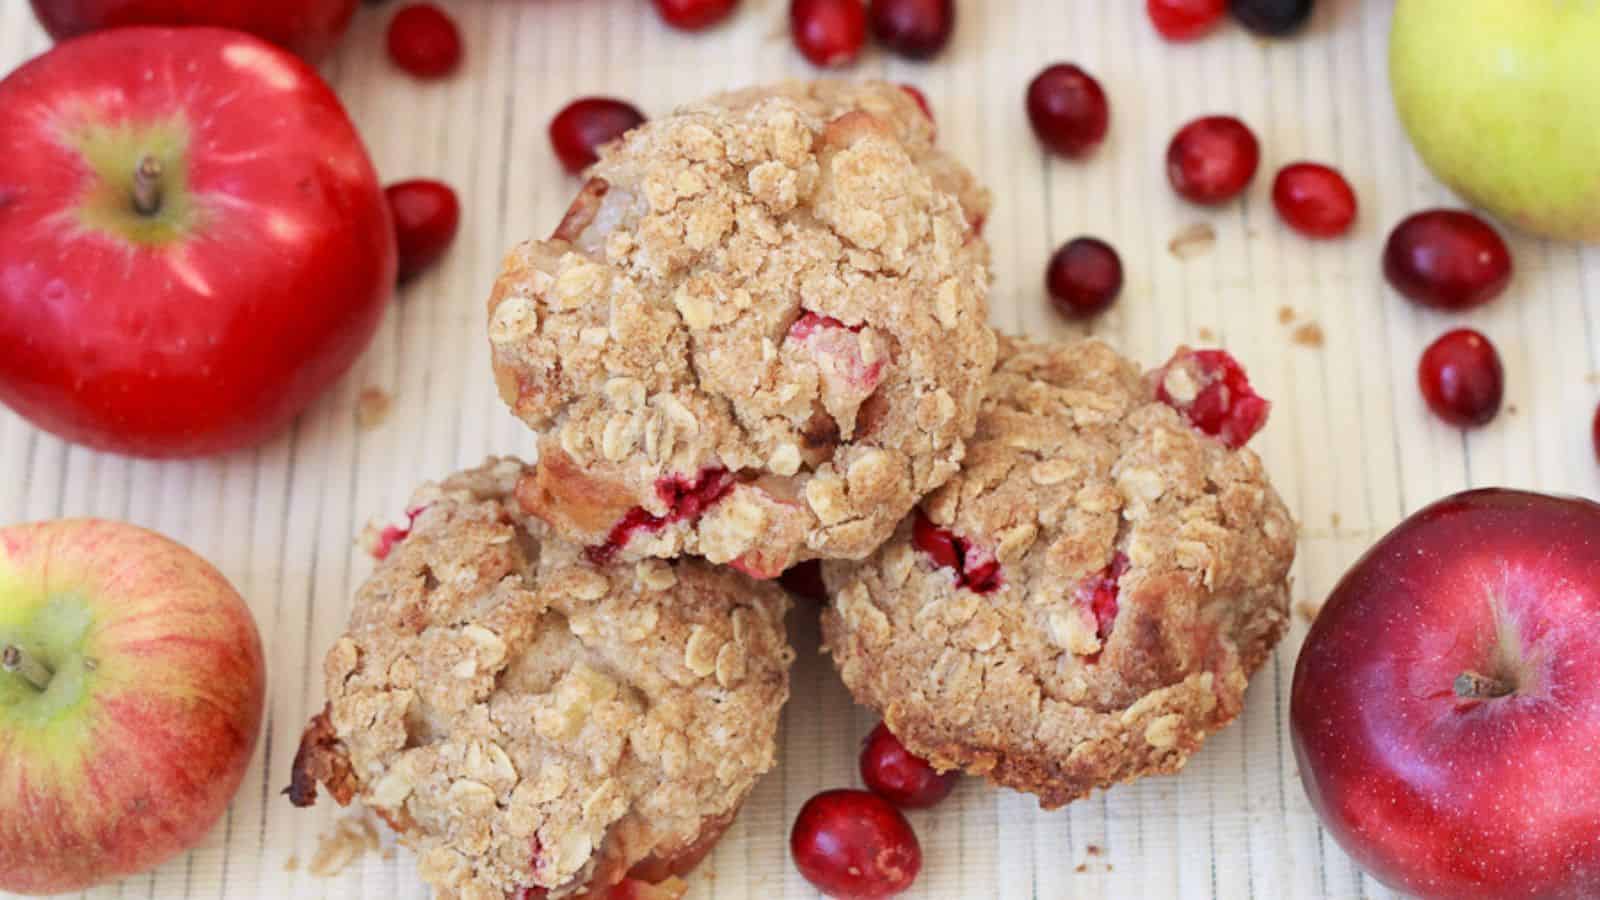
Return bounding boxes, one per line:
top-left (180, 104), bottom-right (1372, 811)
top-left (1026, 63), bottom-right (1110, 159)
top-left (387, 4), bottom-right (463, 79)
top-left (1147, 0), bottom-right (1228, 41)
top-left (1272, 162), bottom-right (1357, 239)
top-left (385, 179), bottom-right (461, 281)
top-left (1155, 349), bottom-right (1271, 449)
top-left (860, 723), bottom-right (958, 809)
top-left (790, 789), bottom-right (921, 899)
top-left (549, 98), bottom-right (647, 175)
top-left (371, 504), bottom-right (431, 560)
top-left (587, 468), bottom-right (735, 564)
top-left (790, 0), bottom-right (868, 68)
top-left (652, 0), bottom-right (739, 30)
top-left (911, 509), bottom-right (1002, 593)
top-left (1418, 329), bottom-right (1503, 428)
top-left (1383, 210), bottom-right (1513, 312)
top-left (1166, 115), bottom-right (1260, 205)
top-left (1046, 237), bottom-right (1123, 319)
top-left (869, 0), bottom-right (954, 60)
top-left (1074, 552), bottom-right (1130, 644)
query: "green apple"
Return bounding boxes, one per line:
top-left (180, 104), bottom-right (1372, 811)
top-left (1390, 0), bottom-right (1600, 244)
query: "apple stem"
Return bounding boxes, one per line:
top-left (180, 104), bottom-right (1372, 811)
top-left (132, 155), bottom-right (163, 217)
top-left (1, 644), bottom-right (52, 692)
top-left (1454, 670), bottom-right (1514, 700)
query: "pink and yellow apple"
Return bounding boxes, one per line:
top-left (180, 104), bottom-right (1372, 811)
top-left (0, 519), bottom-right (265, 895)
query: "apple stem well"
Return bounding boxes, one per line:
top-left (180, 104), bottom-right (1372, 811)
top-left (1454, 670), bottom-right (1515, 700)
top-left (132, 155), bottom-right (164, 216)
top-left (1, 644), bottom-right (53, 692)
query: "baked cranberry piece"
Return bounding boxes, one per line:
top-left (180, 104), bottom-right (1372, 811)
top-left (1383, 210), bottom-right (1513, 311)
top-left (1272, 162), bottom-right (1357, 239)
top-left (652, 0), bottom-right (739, 30)
top-left (385, 179), bottom-right (460, 281)
top-left (1166, 115), bottom-right (1260, 205)
top-left (587, 469), bottom-right (735, 564)
top-left (911, 509), bottom-right (1002, 593)
top-left (1026, 63), bottom-right (1110, 159)
top-left (791, 789), bottom-right (921, 899)
top-left (549, 98), bottom-right (647, 175)
top-left (370, 504), bottom-right (431, 560)
top-left (387, 4), bottom-right (463, 79)
top-left (1155, 349), bottom-right (1271, 449)
top-left (860, 723), bottom-right (958, 809)
top-left (1418, 329), bottom-right (1503, 428)
top-left (900, 84), bottom-right (934, 129)
top-left (790, 0), bottom-right (868, 67)
top-left (1074, 552), bottom-right (1130, 642)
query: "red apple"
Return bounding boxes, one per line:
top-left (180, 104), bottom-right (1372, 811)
top-left (0, 519), bottom-right (266, 895)
top-left (1292, 489), bottom-right (1600, 899)
top-left (0, 27), bottom-right (395, 458)
top-left (27, 0), bottom-right (359, 64)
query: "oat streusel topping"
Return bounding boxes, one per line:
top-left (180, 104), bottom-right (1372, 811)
top-left (289, 459), bottom-right (793, 899)
top-left (822, 337), bottom-right (1296, 808)
top-left (487, 81), bottom-right (997, 577)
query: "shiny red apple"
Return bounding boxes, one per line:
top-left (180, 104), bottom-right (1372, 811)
top-left (1292, 489), bottom-right (1600, 899)
top-left (0, 519), bottom-right (266, 894)
top-left (0, 27), bottom-right (395, 457)
top-left (27, 0), bottom-right (359, 64)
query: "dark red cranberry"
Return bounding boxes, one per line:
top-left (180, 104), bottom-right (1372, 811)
top-left (1074, 553), bottom-right (1130, 642)
top-left (653, 0), bottom-right (739, 30)
top-left (587, 469), bottom-right (734, 564)
top-left (860, 723), bottom-right (958, 809)
top-left (791, 0), bottom-right (868, 67)
top-left (869, 0), bottom-right (954, 60)
top-left (790, 789), bottom-right (921, 899)
top-left (387, 4), bottom-right (463, 79)
top-left (1147, 0), bottom-right (1227, 41)
top-left (779, 560), bottom-right (828, 603)
top-left (1231, 0), bottom-right (1314, 36)
top-left (1272, 162), bottom-right (1357, 239)
top-left (385, 179), bottom-right (460, 281)
top-left (1155, 349), bottom-right (1271, 449)
top-left (549, 98), bottom-right (646, 175)
top-left (1418, 329), bottom-right (1503, 428)
top-left (911, 509), bottom-right (1002, 593)
top-left (900, 84), bottom-right (934, 128)
top-left (1167, 115), bottom-right (1260, 205)
top-left (1383, 210), bottom-right (1513, 312)
top-left (1046, 237), bottom-right (1123, 319)
top-left (1026, 64), bottom-right (1109, 159)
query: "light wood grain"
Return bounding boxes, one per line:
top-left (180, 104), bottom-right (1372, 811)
top-left (2, 1), bottom-right (1597, 897)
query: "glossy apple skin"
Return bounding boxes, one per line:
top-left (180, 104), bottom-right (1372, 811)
top-left (0, 519), bottom-right (266, 895)
top-left (0, 28), bottom-right (395, 457)
top-left (1291, 489), bottom-right (1600, 899)
top-left (28, 0), bottom-right (359, 64)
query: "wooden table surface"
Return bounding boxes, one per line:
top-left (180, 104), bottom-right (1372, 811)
top-left (2, 1), bottom-right (1598, 897)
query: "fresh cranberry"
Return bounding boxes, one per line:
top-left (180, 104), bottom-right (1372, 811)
top-left (384, 179), bottom-right (460, 281)
top-left (1155, 349), bottom-right (1271, 449)
top-left (1074, 553), bottom-right (1130, 642)
top-left (1147, 0), bottom-right (1228, 41)
top-left (869, 0), bottom-right (954, 60)
top-left (1046, 237), bottom-right (1123, 319)
top-left (779, 560), bottom-right (828, 603)
top-left (1418, 329), bottom-right (1503, 428)
top-left (1383, 210), bottom-right (1513, 312)
top-left (911, 509), bottom-right (1002, 593)
top-left (790, 0), bottom-right (868, 67)
top-left (587, 469), bottom-right (735, 564)
top-left (900, 84), bottom-right (934, 128)
top-left (549, 98), bottom-right (646, 175)
top-left (386, 4), bottom-right (463, 79)
top-left (1166, 115), bottom-right (1260, 205)
top-left (1272, 162), bottom-right (1357, 239)
top-left (1026, 64), bottom-right (1109, 159)
top-left (790, 789), bottom-right (921, 899)
top-left (1231, 0), bottom-right (1315, 36)
top-left (652, 0), bottom-right (739, 30)
top-left (860, 723), bottom-right (958, 809)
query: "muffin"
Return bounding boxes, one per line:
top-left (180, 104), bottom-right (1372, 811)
top-left (288, 459), bottom-right (794, 899)
top-left (821, 337), bottom-right (1295, 808)
top-left (486, 80), bottom-right (997, 577)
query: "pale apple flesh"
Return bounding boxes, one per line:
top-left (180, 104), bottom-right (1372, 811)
top-left (1292, 489), bottom-right (1600, 898)
top-left (0, 519), bottom-right (265, 895)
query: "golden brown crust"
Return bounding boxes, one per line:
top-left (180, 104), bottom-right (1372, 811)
top-left (486, 81), bottom-right (997, 573)
top-left (822, 337), bottom-right (1296, 808)
top-left (293, 459), bottom-right (794, 900)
